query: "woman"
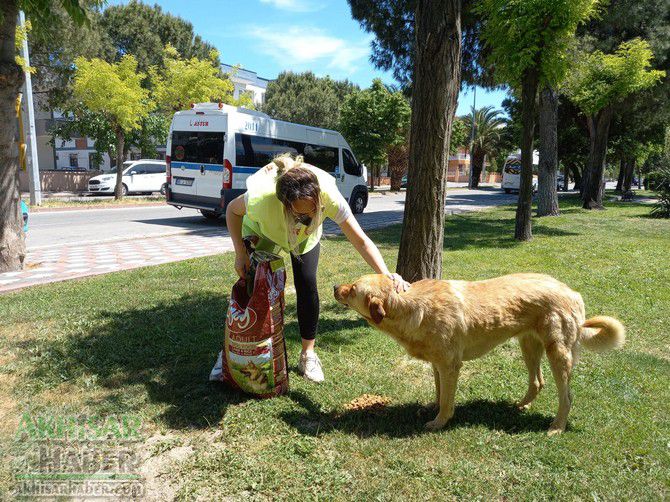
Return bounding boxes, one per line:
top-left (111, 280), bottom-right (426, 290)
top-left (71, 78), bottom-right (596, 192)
top-left (226, 155), bottom-right (409, 383)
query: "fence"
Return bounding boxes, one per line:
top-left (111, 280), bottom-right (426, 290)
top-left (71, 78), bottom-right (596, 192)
top-left (19, 170), bottom-right (102, 193)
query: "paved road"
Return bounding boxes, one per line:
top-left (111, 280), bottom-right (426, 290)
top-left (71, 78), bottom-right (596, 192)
top-left (27, 188), bottom-right (515, 250)
top-left (2, 188), bottom-right (516, 293)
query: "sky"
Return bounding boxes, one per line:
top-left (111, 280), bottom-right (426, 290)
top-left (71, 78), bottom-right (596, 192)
top-left (109, 0), bottom-right (508, 115)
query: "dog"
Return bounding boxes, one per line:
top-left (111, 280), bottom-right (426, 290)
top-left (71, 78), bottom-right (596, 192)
top-left (334, 273), bottom-right (625, 435)
top-left (240, 361), bottom-right (270, 393)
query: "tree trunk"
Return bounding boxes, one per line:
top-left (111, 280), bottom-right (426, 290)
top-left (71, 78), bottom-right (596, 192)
top-left (114, 129), bottom-right (125, 200)
top-left (570, 163), bottom-right (583, 191)
top-left (537, 86), bottom-right (559, 216)
top-left (514, 69), bottom-right (539, 241)
top-left (615, 158), bottom-right (625, 192)
top-left (0, 0), bottom-right (27, 272)
top-left (397, 0), bottom-right (461, 281)
top-left (583, 106), bottom-right (613, 209)
top-left (469, 147), bottom-right (485, 189)
top-left (387, 143), bottom-right (408, 192)
top-left (622, 157), bottom-right (635, 192)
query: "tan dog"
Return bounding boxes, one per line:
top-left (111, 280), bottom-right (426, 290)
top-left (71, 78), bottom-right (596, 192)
top-left (240, 362), bottom-right (270, 393)
top-left (334, 273), bottom-right (625, 435)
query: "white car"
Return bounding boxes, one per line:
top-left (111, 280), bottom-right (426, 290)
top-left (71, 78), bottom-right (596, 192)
top-left (88, 160), bottom-right (167, 196)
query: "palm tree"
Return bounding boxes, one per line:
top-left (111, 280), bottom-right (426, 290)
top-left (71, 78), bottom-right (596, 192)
top-left (462, 106), bottom-right (506, 189)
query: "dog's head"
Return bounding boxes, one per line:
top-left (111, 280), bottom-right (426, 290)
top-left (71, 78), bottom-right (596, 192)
top-left (333, 274), bottom-right (395, 324)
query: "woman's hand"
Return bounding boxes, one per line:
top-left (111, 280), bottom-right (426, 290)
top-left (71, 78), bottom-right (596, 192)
top-left (387, 272), bottom-right (411, 293)
top-left (234, 252), bottom-right (251, 279)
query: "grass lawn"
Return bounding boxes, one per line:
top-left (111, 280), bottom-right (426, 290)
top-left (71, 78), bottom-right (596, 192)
top-left (1, 196), bottom-right (668, 500)
top-left (25, 195), bottom-right (165, 210)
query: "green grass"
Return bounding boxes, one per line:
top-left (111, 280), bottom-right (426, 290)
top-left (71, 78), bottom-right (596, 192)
top-left (25, 195), bottom-right (165, 210)
top-left (1, 196), bottom-right (668, 500)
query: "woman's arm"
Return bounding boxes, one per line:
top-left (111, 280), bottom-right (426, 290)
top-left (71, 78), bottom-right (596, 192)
top-left (226, 194), bottom-right (250, 278)
top-left (339, 215), bottom-right (410, 291)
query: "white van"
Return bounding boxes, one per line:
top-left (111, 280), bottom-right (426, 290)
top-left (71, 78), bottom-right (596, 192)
top-left (501, 151), bottom-right (539, 194)
top-left (88, 159), bottom-right (167, 196)
top-left (165, 103), bottom-right (369, 219)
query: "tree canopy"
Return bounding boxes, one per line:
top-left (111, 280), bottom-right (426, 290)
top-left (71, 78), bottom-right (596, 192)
top-left (339, 79), bottom-right (411, 185)
top-left (563, 38), bottom-right (665, 116)
top-left (477, 0), bottom-right (601, 89)
top-left (150, 45), bottom-right (238, 112)
top-left (100, 0), bottom-right (218, 73)
top-left (262, 71), bottom-right (358, 130)
top-left (73, 55), bottom-right (152, 133)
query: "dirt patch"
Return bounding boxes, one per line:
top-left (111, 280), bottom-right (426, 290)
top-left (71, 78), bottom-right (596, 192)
top-left (138, 433), bottom-right (194, 501)
top-left (343, 394), bottom-right (392, 413)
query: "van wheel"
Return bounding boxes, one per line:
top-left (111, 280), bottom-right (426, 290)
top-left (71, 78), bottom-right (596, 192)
top-left (160, 183), bottom-right (167, 196)
top-left (350, 189), bottom-right (367, 214)
top-left (200, 209), bottom-right (222, 220)
top-left (504, 188), bottom-right (511, 194)
top-left (121, 184), bottom-right (128, 196)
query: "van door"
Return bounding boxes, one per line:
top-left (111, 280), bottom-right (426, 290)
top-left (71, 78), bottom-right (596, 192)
top-left (170, 130), bottom-right (225, 202)
top-left (339, 148), bottom-right (363, 200)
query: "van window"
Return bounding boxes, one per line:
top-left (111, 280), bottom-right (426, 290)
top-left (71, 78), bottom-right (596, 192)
top-left (235, 133), bottom-right (338, 173)
top-left (303, 144), bottom-right (338, 173)
top-left (171, 131), bottom-right (224, 164)
top-left (342, 149), bottom-right (361, 176)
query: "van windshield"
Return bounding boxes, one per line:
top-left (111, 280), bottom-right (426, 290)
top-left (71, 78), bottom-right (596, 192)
top-left (171, 131), bottom-right (224, 164)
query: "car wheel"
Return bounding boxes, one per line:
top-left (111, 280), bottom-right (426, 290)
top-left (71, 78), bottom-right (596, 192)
top-left (121, 184), bottom-right (128, 197)
top-left (200, 209), bottom-right (222, 220)
top-left (160, 183), bottom-right (167, 196)
top-left (350, 189), bottom-right (366, 214)
top-left (504, 188), bottom-right (511, 194)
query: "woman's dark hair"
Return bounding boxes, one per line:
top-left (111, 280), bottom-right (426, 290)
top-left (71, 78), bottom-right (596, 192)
top-left (275, 166), bottom-right (321, 209)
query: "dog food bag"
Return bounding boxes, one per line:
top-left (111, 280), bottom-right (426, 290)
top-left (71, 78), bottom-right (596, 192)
top-left (210, 251), bottom-right (289, 397)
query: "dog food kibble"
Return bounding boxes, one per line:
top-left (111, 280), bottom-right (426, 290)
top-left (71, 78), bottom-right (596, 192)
top-left (343, 394), bottom-right (392, 412)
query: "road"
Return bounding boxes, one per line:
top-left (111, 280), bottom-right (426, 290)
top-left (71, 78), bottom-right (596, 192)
top-left (1, 188), bottom-right (516, 293)
top-left (27, 188), bottom-right (517, 250)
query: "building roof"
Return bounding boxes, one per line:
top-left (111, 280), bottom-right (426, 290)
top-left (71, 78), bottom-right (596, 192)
top-left (221, 64), bottom-right (273, 87)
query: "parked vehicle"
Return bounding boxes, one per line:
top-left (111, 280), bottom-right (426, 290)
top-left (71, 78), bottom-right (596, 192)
top-left (165, 103), bottom-right (369, 219)
top-left (400, 175), bottom-right (408, 188)
top-left (87, 160), bottom-right (167, 196)
top-left (501, 151), bottom-right (539, 193)
top-left (557, 172), bottom-right (566, 191)
top-left (21, 200), bottom-right (28, 232)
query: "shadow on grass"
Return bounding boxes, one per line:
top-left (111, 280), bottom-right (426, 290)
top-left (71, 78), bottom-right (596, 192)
top-left (280, 390), bottom-right (553, 438)
top-left (365, 214), bottom-right (579, 251)
top-left (27, 290), bottom-right (365, 430)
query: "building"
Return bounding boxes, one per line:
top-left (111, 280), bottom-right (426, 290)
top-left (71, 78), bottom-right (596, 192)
top-left (221, 64), bottom-right (271, 107)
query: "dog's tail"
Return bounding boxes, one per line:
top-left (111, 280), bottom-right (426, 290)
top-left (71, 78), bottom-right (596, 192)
top-left (580, 316), bottom-right (626, 352)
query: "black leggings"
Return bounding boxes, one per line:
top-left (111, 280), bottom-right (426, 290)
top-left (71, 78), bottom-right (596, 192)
top-left (291, 242), bottom-right (320, 341)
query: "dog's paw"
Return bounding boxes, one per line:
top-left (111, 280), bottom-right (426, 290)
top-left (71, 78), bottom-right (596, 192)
top-left (516, 401), bottom-right (531, 411)
top-left (424, 418), bottom-right (448, 431)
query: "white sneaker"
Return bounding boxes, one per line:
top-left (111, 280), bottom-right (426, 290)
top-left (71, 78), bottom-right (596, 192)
top-left (297, 350), bottom-right (325, 383)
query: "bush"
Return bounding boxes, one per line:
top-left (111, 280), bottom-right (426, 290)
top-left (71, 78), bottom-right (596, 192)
top-left (650, 165), bottom-right (670, 218)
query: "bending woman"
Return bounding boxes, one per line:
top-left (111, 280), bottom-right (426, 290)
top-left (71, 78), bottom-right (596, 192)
top-left (226, 155), bottom-right (409, 383)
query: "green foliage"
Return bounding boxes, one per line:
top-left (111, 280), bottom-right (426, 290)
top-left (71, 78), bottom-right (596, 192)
top-left (100, 0), bottom-right (218, 73)
top-left (462, 106), bottom-right (506, 158)
top-left (564, 38), bottom-right (665, 116)
top-left (450, 118), bottom-right (468, 155)
top-left (476, 0), bottom-right (601, 88)
top-left (650, 164), bottom-right (670, 218)
top-left (72, 55), bottom-right (152, 133)
top-left (262, 71), bottom-right (358, 130)
top-left (339, 79), bottom-right (411, 172)
top-left (150, 45), bottom-right (238, 112)
top-left (51, 107), bottom-right (116, 162)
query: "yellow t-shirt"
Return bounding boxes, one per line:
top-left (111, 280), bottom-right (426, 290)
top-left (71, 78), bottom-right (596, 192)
top-left (242, 164), bottom-right (352, 255)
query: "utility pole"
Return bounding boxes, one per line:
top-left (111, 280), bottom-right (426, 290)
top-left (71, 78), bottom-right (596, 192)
top-left (467, 85), bottom-right (477, 189)
top-left (18, 11), bottom-right (42, 205)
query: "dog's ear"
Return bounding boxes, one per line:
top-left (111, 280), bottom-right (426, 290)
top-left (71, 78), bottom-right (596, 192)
top-left (366, 294), bottom-right (386, 324)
